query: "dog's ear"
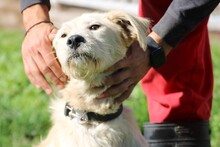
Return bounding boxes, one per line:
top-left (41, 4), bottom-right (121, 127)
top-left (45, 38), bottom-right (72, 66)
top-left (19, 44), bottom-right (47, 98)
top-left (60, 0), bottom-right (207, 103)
top-left (107, 11), bottom-right (150, 50)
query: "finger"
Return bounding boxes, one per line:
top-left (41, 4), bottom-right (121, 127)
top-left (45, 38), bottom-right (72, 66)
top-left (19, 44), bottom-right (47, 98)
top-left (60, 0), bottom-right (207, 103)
top-left (114, 84), bottom-right (135, 104)
top-left (22, 46), bottom-right (40, 88)
top-left (106, 57), bottom-right (129, 72)
top-left (97, 79), bottom-right (132, 99)
top-left (33, 51), bottom-right (65, 89)
top-left (47, 56), bottom-right (67, 82)
top-left (49, 33), bottom-right (56, 42)
top-left (23, 58), bottom-right (39, 88)
top-left (24, 56), bottom-right (53, 94)
top-left (48, 28), bottom-right (57, 41)
top-left (39, 44), bottom-right (67, 83)
top-left (51, 27), bottom-right (58, 34)
top-left (104, 68), bottom-right (131, 86)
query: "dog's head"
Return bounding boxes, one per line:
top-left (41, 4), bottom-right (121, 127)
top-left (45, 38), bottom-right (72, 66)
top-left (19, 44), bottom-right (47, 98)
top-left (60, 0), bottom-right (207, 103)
top-left (53, 11), bottom-right (150, 80)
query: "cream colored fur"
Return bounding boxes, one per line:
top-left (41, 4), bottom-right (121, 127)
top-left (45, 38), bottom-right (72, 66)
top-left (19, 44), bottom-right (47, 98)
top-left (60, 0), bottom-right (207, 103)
top-left (36, 11), bottom-right (150, 147)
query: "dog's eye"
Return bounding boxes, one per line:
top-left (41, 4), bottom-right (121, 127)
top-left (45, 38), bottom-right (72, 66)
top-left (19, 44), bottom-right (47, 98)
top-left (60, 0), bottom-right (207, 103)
top-left (61, 33), bottom-right (67, 38)
top-left (89, 24), bottom-right (100, 30)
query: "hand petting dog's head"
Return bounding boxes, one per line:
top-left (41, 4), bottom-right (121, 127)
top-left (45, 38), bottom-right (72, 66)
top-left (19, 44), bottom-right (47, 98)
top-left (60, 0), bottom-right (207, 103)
top-left (53, 11), bottom-right (150, 80)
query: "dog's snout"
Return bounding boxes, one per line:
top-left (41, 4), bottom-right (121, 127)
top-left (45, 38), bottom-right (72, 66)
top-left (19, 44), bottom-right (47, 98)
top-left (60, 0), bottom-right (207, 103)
top-left (67, 35), bottom-right (86, 49)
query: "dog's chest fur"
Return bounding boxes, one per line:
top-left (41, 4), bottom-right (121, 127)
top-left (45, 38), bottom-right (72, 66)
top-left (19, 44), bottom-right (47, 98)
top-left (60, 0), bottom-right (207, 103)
top-left (39, 98), bottom-right (147, 147)
top-left (60, 76), bottom-right (120, 115)
top-left (37, 74), bottom-right (147, 147)
top-left (37, 11), bottom-right (150, 147)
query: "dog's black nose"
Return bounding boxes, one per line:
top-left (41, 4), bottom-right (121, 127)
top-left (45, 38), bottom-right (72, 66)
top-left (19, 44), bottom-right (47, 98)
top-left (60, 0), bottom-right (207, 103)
top-left (67, 35), bottom-right (86, 49)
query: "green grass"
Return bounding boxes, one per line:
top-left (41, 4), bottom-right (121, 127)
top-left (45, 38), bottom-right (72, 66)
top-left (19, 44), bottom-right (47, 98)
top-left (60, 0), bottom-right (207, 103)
top-left (0, 29), bottom-right (219, 147)
top-left (209, 39), bottom-right (220, 147)
top-left (0, 29), bottom-right (50, 147)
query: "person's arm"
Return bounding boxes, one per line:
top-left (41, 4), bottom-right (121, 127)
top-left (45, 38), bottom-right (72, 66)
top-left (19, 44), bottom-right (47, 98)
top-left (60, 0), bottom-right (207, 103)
top-left (20, 0), bottom-right (51, 31)
top-left (22, 3), bottom-right (50, 31)
top-left (20, 0), bottom-right (51, 13)
top-left (20, 2), bottom-right (66, 94)
top-left (153, 0), bottom-right (220, 47)
top-left (98, 0), bottom-right (219, 102)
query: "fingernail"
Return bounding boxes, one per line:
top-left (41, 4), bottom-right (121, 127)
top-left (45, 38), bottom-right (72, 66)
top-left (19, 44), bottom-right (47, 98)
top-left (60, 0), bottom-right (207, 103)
top-left (57, 84), bottom-right (64, 90)
top-left (60, 76), bottom-right (66, 82)
top-left (36, 85), bottom-right (41, 89)
top-left (96, 94), bottom-right (105, 99)
top-left (45, 88), bottom-right (52, 95)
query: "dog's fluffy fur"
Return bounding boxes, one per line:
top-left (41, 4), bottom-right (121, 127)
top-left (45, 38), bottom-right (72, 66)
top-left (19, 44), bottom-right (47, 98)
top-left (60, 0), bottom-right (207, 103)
top-left (37, 11), bottom-right (150, 147)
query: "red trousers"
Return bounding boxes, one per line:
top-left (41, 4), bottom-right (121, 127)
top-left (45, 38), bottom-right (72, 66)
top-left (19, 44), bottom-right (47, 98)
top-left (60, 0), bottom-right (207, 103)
top-left (139, 0), bottom-right (214, 122)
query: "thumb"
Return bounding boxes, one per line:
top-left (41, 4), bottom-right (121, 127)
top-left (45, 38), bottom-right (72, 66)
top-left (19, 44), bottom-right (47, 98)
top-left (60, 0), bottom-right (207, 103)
top-left (49, 28), bottom-right (58, 42)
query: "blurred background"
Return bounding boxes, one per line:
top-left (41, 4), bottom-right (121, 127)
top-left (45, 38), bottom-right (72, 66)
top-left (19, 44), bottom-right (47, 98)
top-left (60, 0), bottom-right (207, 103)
top-left (0, 0), bottom-right (220, 147)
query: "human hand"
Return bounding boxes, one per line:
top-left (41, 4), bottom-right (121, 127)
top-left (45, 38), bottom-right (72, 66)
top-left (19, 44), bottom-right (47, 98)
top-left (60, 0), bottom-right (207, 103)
top-left (97, 40), bottom-right (151, 103)
top-left (21, 23), bottom-right (66, 94)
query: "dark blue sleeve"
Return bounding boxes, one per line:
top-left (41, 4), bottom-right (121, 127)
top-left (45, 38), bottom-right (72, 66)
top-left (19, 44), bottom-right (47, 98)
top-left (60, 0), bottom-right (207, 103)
top-left (20, 0), bottom-right (51, 12)
top-left (153, 0), bottom-right (220, 47)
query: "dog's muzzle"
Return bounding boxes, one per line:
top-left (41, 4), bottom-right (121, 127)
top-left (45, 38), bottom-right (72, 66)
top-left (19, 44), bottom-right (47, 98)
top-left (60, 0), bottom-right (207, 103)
top-left (64, 103), bottom-right (123, 124)
top-left (67, 35), bottom-right (86, 50)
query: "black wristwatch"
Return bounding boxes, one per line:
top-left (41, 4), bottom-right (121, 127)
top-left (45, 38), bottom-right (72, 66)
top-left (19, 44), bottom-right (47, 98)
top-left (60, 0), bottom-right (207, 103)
top-left (146, 36), bottom-right (166, 68)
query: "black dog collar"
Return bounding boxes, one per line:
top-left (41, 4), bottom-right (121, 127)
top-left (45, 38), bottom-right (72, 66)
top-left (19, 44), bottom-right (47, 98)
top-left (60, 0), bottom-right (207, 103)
top-left (64, 103), bottom-right (123, 124)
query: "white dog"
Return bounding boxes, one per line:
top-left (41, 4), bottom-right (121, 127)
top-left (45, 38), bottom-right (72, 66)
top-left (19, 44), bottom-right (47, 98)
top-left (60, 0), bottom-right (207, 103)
top-left (37, 11), bottom-right (150, 147)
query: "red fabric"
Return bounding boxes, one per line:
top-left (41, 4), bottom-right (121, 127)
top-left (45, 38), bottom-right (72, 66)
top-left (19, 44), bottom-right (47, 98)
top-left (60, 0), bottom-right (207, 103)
top-left (139, 0), bottom-right (214, 123)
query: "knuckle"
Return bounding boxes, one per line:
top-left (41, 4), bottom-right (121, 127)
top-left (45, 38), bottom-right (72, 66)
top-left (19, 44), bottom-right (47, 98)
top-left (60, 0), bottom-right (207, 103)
top-left (129, 61), bottom-right (135, 67)
top-left (120, 83), bottom-right (127, 90)
top-left (39, 81), bottom-right (50, 90)
top-left (47, 60), bottom-right (56, 67)
top-left (104, 76), bottom-right (114, 86)
top-left (123, 91), bottom-right (131, 99)
top-left (25, 70), bottom-right (32, 76)
top-left (25, 69), bottom-right (40, 77)
top-left (113, 72), bottom-right (125, 83)
top-left (110, 78), bottom-right (119, 86)
top-left (41, 65), bottom-right (50, 74)
top-left (115, 94), bottom-right (126, 103)
top-left (117, 61), bottom-right (125, 69)
top-left (40, 84), bottom-right (48, 90)
top-left (117, 73), bottom-right (124, 82)
top-left (52, 78), bottom-right (61, 85)
top-left (33, 69), bottom-right (41, 75)
top-left (107, 88), bottom-right (117, 96)
top-left (122, 80), bottom-right (130, 89)
top-left (22, 47), bottom-right (31, 56)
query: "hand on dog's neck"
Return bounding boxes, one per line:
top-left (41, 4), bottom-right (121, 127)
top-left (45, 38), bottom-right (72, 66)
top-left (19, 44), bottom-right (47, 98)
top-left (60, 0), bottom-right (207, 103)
top-left (61, 71), bottom-right (119, 115)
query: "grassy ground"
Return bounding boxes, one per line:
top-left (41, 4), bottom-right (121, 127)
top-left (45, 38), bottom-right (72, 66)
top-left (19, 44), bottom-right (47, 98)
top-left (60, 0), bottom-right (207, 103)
top-left (0, 29), bottom-right (219, 147)
top-left (209, 38), bottom-right (220, 147)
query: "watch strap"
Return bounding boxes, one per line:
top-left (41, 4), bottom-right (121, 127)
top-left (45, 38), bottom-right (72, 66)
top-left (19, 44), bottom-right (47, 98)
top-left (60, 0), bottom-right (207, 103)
top-left (146, 36), bottom-right (166, 68)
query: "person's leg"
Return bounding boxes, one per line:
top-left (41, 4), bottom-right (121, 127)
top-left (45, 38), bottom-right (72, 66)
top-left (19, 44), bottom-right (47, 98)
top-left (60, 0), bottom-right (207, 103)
top-left (141, 19), bottom-right (213, 146)
top-left (143, 121), bottom-right (211, 147)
